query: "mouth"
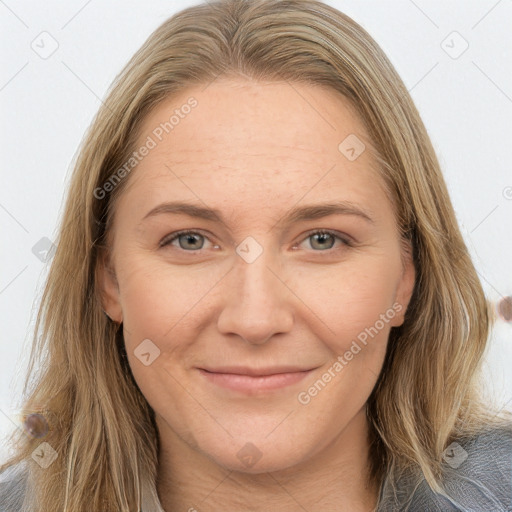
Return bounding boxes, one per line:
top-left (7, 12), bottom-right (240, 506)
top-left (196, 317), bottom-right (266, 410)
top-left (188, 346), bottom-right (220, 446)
top-left (197, 366), bottom-right (317, 393)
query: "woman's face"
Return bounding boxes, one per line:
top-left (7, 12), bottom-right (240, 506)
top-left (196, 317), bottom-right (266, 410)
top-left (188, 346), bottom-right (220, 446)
top-left (100, 79), bottom-right (415, 473)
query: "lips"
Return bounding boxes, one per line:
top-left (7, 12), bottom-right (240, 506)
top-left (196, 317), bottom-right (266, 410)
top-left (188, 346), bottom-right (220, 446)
top-left (197, 366), bottom-right (316, 393)
top-left (200, 365), bottom-right (314, 376)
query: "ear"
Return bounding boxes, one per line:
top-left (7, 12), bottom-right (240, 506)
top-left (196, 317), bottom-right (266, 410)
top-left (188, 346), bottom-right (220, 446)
top-left (390, 239), bottom-right (416, 327)
top-left (97, 249), bottom-right (123, 323)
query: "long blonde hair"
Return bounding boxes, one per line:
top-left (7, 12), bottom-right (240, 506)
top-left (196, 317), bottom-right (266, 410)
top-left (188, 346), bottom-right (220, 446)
top-left (2, 0), bottom-right (510, 510)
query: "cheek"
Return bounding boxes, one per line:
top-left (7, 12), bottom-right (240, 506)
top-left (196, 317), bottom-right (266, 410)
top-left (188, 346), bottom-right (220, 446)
top-left (117, 254), bottom-right (224, 342)
top-left (290, 262), bottom-right (399, 419)
top-left (116, 256), bottom-right (211, 422)
top-left (289, 254), bottom-right (402, 352)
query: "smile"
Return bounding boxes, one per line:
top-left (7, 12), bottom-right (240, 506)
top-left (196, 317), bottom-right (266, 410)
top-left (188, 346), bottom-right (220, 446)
top-left (197, 367), bottom-right (315, 393)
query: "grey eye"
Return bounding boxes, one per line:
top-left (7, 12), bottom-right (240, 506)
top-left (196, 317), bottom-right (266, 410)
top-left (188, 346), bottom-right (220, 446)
top-left (176, 232), bottom-right (205, 250)
top-left (309, 232), bottom-right (336, 250)
top-left (161, 231), bottom-right (209, 250)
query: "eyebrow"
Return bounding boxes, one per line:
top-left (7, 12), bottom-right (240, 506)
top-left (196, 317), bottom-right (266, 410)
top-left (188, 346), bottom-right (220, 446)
top-left (141, 200), bottom-right (376, 227)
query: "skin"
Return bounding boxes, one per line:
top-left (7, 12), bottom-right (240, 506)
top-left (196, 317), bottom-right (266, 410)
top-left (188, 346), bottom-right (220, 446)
top-left (100, 78), bottom-right (415, 512)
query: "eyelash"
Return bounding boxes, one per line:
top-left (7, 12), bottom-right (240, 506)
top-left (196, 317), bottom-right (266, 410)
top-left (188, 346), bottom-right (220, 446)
top-left (159, 229), bottom-right (353, 253)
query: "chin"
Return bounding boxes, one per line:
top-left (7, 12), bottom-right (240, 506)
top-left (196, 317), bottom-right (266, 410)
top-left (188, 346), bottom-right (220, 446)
top-left (198, 433), bottom-right (315, 475)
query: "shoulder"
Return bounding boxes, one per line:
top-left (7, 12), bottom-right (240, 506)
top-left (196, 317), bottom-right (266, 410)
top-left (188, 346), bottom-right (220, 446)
top-left (414, 426), bottom-right (512, 511)
top-left (442, 426), bottom-right (512, 508)
top-left (378, 426), bottom-right (512, 511)
top-left (0, 460), bottom-right (166, 512)
top-left (0, 460), bottom-right (29, 512)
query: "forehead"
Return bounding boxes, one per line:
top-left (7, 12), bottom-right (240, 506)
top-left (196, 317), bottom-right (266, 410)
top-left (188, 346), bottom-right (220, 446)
top-left (117, 79), bottom-right (392, 224)
top-left (138, 78), bottom-right (369, 160)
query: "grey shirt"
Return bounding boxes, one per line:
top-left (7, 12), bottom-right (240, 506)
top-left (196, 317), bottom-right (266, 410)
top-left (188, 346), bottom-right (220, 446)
top-left (2, 427), bottom-right (511, 511)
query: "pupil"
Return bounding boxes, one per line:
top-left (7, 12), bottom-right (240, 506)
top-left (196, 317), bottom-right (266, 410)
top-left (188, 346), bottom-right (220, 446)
top-left (313, 233), bottom-right (333, 249)
top-left (181, 233), bottom-right (203, 249)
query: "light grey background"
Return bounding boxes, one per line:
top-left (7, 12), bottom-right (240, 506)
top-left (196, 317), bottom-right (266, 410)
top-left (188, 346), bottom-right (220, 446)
top-left (1, 0), bottom-right (511, 460)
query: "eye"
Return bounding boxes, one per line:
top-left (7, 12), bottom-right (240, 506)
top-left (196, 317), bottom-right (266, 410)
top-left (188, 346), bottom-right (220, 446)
top-left (159, 230), bottom-right (216, 251)
top-left (296, 230), bottom-right (352, 251)
top-left (159, 229), bottom-right (352, 253)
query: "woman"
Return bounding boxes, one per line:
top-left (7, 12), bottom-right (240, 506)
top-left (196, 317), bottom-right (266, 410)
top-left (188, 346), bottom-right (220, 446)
top-left (1, 0), bottom-right (511, 510)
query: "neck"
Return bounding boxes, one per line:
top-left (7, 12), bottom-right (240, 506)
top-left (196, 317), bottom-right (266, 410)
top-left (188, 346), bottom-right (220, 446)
top-left (156, 408), bottom-right (381, 512)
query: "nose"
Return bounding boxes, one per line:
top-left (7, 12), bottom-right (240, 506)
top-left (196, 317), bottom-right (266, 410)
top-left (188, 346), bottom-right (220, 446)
top-left (216, 246), bottom-right (294, 345)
